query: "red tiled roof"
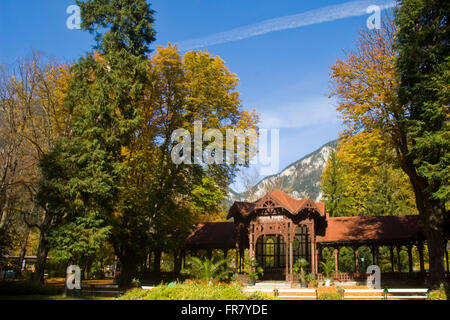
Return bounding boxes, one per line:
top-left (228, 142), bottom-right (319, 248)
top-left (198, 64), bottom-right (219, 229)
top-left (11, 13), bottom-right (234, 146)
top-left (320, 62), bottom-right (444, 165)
top-left (317, 215), bottom-right (422, 244)
top-left (185, 222), bottom-right (235, 249)
top-left (228, 190), bottom-right (326, 219)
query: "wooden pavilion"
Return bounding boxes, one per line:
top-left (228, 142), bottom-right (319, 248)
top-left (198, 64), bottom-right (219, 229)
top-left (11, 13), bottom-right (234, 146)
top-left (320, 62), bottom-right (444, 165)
top-left (185, 190), bottom-right (450, 283)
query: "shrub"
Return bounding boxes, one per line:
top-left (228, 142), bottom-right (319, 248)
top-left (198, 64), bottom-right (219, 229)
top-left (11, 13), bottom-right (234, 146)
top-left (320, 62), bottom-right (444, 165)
top-left (20, 271), bottom-right (34, 281)
top-left (320, 261), bottom-right (334, 279)
top-left (183, 257), bottom-right (233, 282)
top-left (317, 292), bottom-right (343, 300)
top-left (119, 288), bottom-right (152, 300)
top-left (118, 281), bottom-right (272, 300)
top-left (131, 278), bottom-right (141, 288)
top-left (316, 286), bottom-right (344, 300)
top-left (293, 259), bottom-right (309, 284)
top-left (428, 284), bottom-right (447, 300)
top-left (245, 258), bottom-right (263, 283)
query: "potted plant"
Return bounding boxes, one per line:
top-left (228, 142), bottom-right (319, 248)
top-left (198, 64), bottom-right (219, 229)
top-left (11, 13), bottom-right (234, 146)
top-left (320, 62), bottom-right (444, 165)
top-left (293, 258), bottom-right (309, 288)
top-left (245, 258), bottom-right (263, 286)
top-left (320, 261), bottom-right (334, 286)
top-left (305, 273), bottom-right (317, 288)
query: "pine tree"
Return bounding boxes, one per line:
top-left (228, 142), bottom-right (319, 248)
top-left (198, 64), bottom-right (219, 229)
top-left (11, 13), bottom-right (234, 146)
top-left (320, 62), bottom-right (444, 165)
top-left (395, 0), bottom-right (449, 287)
top-left (35, 0), bottom-right (156, 285)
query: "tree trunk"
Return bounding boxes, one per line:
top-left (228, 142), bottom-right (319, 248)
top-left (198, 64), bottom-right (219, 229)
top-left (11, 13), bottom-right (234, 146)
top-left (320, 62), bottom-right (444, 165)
top-left (33, 231), bottom-right (50, 284)
top-left (0, 195), bottom-right (10, 231)
top-left (422, 203), bottom-right (446, 288)
top-left (153, 249), bottom-right (161, 275)
top-left (173, 250), bottom-right (182, 275)
top-left (33, 211), bottom-right (52, 284)
top-left (118, 255), bottom-right (138, 289)
top-left (402, 160), bottom-right (446, 288)
top-left (18, 229), bottom-right (30, 275)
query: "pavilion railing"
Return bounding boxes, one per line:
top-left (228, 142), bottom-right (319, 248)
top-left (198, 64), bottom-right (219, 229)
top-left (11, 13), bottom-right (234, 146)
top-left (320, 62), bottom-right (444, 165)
top-left (315, 272), bottom-right (433, 282)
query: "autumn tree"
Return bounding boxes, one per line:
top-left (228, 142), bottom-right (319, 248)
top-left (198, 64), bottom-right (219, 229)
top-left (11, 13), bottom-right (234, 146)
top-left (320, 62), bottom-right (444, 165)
top-left (321, 132), bottom-right (418, 217)
top-left (330, 6), bottom-right (448, 286)
top-left (113, 45), bottom-right (258, 284)
top-left (0, 53), bottom-right (70, 280)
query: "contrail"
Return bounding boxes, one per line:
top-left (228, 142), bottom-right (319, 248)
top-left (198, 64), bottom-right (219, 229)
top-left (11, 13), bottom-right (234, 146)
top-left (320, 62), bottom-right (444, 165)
top-left (177, 0), bottom-right (397, 51)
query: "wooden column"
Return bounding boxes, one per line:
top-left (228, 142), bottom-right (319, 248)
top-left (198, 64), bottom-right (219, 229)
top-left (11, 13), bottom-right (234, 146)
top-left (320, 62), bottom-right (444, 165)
top-left (334, 248), bottom-right (339, 275)
top-left (241, 248), bottom-right (245, 272)
top-left (396, 246), bottom-right (402, 272)
top-left (181, 250), bottom-right (186, 271)
top-left (371, 244), bottom-right (377, 265)
top-left (390, 246), bottom-right (395, 272)
top-left (249, 224), bottom-right (254, 260)
top-left (316, 246), bottom-right (322, 275)
top-left (418, 242), bottom-right (425, 273)
top-left (289, 233), bottom-right (294, 282)
top-left (408, 245), bottom-right (413, 273)
top-left (309, 222), bottom-right (316, 276)
top-left (235, 246), bottom-right (239, 271)
top-left (234, 223), bottom-right (240, 272)
top-left (285, 233), bottom-right (289, 282)
top-left (354, 248), bottom-right (359, 274)
top-left (446, 247), bottom-right (449, 273)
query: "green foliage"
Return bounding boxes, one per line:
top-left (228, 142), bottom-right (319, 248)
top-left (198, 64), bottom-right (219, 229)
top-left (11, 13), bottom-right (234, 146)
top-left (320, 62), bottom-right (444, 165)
top-left (394, 0), bottom-right (449, 285)
top-left (395, 0), bottom-right (450, 203)
top-left (321, 151), bottom-right (347, 217)
top-left (317, 292), bottom-right (343, 300)
top-left (321, 134), bottom-right (418, 217)
top-left (37, 139), bottom-right (115, 266)
top-left (48, 216), bottom-right (111, 263)
top-left (77, 0), bottom-right (156, 56)
top-left (320, 261), bottom-right (334, 278)
top-left (245, 258), bottom-right (264, 281)
top-left (183, 257), bottom-right (232, 282)
top-left (305, 273), bottom-right (316, 283)
top-left (293, 258), bottom-right (309, 283)
top-left (118, 281), bottom-right (272, 300)
top-left (427, 284), bottom-right (448, 300)
top-left (111, 45), bottom-right (257, 285)
top-left (131, 278), bottom-right (141, 288)
top-left (37, 0), bottom-right (157, 285)
top-left (317, 287), bottom-right (345, 300)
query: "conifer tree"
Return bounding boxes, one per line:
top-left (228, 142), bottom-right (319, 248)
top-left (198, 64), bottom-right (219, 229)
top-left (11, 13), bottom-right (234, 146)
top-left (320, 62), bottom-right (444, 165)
top-left (395, 0), bottom-right (449, 287)
top-left (35, 0), bottom-right (156, 284)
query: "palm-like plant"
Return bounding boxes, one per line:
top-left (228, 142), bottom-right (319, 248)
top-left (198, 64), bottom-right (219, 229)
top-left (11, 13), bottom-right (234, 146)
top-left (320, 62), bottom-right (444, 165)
top-left (245, 258), bottom-right (264, 283)
top-left (320, 261), bottom-right (335, 279)
top-left (185, 257), bottom-right (231, 282)
top-left (293, 258), bottom-right (309, 285)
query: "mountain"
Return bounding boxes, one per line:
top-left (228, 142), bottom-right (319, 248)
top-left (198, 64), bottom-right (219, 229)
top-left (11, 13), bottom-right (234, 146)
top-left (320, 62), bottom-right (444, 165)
top-left (228, 140), bottom-right (338, 205)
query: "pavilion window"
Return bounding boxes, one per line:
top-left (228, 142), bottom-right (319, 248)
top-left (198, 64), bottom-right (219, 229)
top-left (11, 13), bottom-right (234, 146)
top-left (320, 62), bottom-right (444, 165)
top-left (256, 235), bottom-right (286, 269)
top-left (293, 225), bottom-right (311, 270)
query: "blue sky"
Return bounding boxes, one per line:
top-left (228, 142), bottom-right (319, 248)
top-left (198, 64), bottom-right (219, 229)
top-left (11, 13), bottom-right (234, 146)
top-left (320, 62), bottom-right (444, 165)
top-left (0, 0), bottom-right (396, 190)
